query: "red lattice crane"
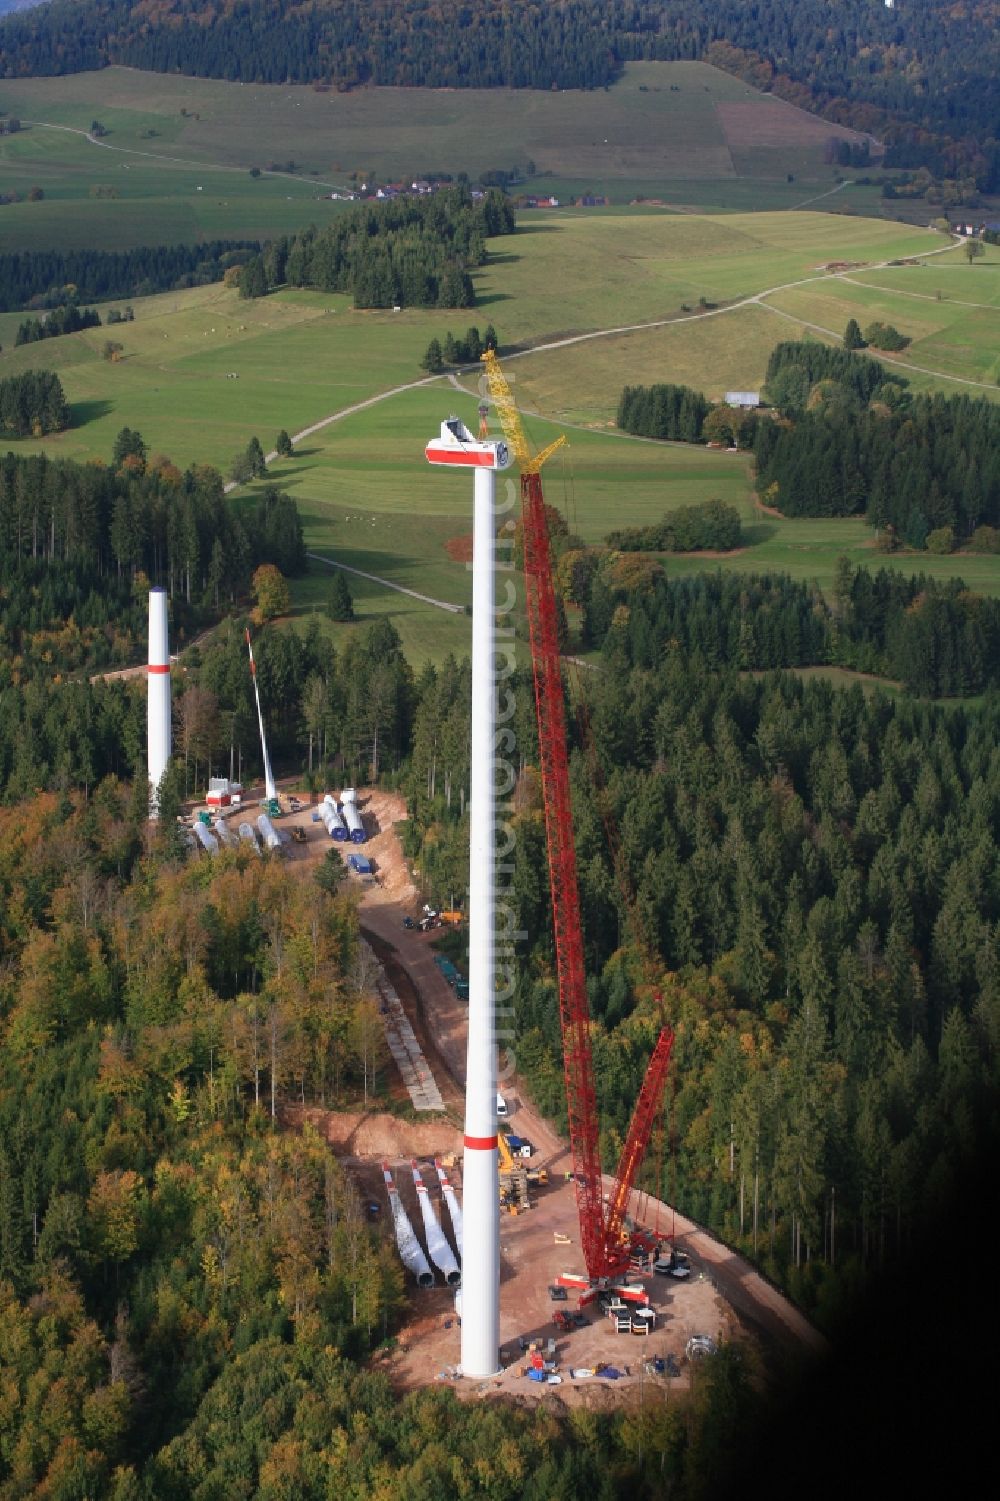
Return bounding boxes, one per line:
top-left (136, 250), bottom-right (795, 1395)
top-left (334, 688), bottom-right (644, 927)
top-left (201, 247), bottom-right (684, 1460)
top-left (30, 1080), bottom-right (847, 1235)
top-left (482, 351), bottom-right (674, 1283)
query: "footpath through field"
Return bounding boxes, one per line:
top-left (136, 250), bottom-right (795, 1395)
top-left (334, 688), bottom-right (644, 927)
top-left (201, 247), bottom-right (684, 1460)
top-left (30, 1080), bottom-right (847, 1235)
top-left (20, 119), bottom-right (352, 194)
top-left (236, 234), bottom-right (972, 613)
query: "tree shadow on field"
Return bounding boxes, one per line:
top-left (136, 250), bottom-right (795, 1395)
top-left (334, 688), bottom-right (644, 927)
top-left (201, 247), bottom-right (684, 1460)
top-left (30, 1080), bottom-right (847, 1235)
top-left (70, 399), bottom-right (114, 428)
top-left (292, 506), bottom-right (332, 534)
top-left (487, 251), bottom-right (520, 265)
top-left (269, 462), bottom-right (322, 486)
top-left (512, 223), bottom-right (560, 235)
top-left (742, 519), bottom-right (777, 546)
top-left (473, 291), bottom-right (510, 306)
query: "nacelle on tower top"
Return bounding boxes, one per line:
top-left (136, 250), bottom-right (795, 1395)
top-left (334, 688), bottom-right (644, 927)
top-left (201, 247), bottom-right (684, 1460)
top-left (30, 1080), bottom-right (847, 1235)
top-left (425, 416), bottom-right (511, 470)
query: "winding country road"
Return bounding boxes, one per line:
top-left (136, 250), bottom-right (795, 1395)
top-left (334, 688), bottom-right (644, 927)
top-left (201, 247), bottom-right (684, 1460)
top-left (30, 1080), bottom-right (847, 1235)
top-left (265, 234), bottom-right (975, 608)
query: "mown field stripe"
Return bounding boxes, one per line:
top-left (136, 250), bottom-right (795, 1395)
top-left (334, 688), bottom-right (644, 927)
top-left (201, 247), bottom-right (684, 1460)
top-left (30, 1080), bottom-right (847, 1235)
top-left (306, 550), bottom-right (465, 615)
top-left (757, 296), bottom-right (1000, 390)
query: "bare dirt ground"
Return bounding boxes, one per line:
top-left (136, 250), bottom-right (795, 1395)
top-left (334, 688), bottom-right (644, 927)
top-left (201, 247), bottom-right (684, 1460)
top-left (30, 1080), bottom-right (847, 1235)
top-left (282, 1105), bottom-right (462, 1162)
top-left (381, 1167), bottom-right (735, 1407)
top-left (269, 785), bottom-right (827, 1403)
top-left (444, 534), bottom-right (474, 564)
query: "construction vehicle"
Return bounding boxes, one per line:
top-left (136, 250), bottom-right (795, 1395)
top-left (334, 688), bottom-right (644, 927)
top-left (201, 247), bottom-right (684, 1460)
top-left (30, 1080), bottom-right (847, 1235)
top-left (496, 1131), bottom-right (520, 1175)
top-left (505, 1133), bottom-right (530, 1157)
top-left (290, 826), bottom-right (306, 844)
top-left (481, 350), bottom-right (675, 1299)
top-left (496, 1129), bottom-right (530, 1213)
top-left (498, 1126), bottom-right (548, 1189)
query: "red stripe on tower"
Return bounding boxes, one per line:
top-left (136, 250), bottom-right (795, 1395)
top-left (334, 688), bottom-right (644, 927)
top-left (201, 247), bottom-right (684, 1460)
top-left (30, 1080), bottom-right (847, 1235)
top-left (464, 1134), bottom-right (498, 1150)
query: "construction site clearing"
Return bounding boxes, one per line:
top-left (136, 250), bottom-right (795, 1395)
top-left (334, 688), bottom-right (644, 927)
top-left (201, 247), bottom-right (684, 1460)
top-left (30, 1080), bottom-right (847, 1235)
top-left (279, 1116), bottom-right (733, 1408)
top-left (369, 1157), bottom-right (733, 1407)
top-left (224, 784), bottom-right (820, 1404)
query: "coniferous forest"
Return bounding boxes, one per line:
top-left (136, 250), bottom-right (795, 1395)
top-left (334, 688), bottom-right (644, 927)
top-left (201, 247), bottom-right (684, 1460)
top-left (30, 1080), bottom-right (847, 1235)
top-left (0, 370), bottom-right (68, 436)
top-left (2, 3), bottom-right (1000, 1487)
top-left (238, 189), bottom-right (515, 309)
top-left (755, 342), bottom-right (1000, 546)
top-left (0, 242), bottom-right (261, 314)
top-left (14, 304), bottom-right (101, 345)
top-left (616, 341), bottom-right (1000, 554)
top-left (2, 1), bottom-right (999, 188)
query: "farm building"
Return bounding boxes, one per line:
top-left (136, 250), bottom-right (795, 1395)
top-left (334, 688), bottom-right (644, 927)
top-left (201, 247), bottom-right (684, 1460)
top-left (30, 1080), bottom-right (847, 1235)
top-left (725, 391), bottom-right (760, 409)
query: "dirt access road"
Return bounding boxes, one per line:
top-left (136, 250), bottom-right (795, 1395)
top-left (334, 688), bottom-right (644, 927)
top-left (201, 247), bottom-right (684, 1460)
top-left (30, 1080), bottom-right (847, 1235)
top-left (356, 791), bottom-right (828, 1373)
top-left (198, 781), bottom-right (824, 1382)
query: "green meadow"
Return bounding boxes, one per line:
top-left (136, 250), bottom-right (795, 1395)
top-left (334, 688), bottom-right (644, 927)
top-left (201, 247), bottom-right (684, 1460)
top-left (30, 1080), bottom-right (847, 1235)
top-left (233, 382), bottom-right (755, 663)
top-left (0, 58), bottom-right (892, 255)
top-left (1, 67), bottom-right (998, 667)
top-left (1, 208), bottom-right (961, 471)
top-left (233, 370), bottom-right (1000, 668)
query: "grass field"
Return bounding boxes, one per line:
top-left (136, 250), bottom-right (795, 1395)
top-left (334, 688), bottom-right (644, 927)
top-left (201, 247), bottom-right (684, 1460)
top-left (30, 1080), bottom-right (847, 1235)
top-left (1, 208), bottom-right (959, 471)
top-left (231, 381), bottom-right (755, 663)
top-left (1, 100), bottom-right (997, 666)
top-left (0, 60), bottom-right (886, 252)
top-left (229, 366), bottom-right (1000, 669)
top-left (477, 211), bottom-right (943, 352)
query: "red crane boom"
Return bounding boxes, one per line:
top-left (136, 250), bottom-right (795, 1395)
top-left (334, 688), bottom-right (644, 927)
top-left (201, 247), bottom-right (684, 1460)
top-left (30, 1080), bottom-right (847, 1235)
top-left (521, 467), bottom-right (674, 1281)
top-left (482, 348), bottom-right (673, 1282)
top-left (521, 468), bottom-right (608, 1275)
top-left (605, 1027), bottom-right (675, 1264)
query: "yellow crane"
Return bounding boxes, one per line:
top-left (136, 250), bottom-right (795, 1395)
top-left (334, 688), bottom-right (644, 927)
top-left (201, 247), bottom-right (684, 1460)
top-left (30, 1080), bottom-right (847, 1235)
top-left (480, 349), bottom-right (566, 475)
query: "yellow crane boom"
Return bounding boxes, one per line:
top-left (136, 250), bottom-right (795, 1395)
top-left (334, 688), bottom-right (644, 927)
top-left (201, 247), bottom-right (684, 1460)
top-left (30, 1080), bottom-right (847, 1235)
top-left (480, 350), bottom-right (566, 474)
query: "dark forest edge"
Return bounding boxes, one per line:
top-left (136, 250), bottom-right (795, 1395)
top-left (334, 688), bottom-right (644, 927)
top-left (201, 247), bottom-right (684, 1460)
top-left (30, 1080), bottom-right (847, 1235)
top-left (1, 1), bottom-right (998, 190)
top-left (754, 341), bottom-right (1000, 551)
top-left (618, 341), bottom-right (1000, 561)
top-left (0, 241), bottom-right (261, 314)
top-left (0, 437), bottom-right (306, 682)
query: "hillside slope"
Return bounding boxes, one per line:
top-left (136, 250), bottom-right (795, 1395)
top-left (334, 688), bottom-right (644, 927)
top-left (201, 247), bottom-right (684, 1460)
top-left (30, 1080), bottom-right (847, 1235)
top-left (0, 2), bottom-right (998, 187)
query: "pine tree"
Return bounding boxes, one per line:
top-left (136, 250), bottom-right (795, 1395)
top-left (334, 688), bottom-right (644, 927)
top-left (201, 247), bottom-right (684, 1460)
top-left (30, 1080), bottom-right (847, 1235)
top-left (421, 338), bottom-right (444, 373)
top-left (246, 436), bottom-right (266, 479)
top-left (844, 319), bottom-right (865, 351)
top-left (239, 256), bottom-right (268, 299)
top-left (327, 570), bottom-right (354, 622)
top-left (275, 429), bottom-right (293, 458)
top-left (113, 427), bottom-right (146, 467)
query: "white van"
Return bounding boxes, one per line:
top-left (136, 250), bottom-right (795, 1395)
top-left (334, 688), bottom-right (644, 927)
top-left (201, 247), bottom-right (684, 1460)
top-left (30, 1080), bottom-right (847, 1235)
top-left (496, 1094), bottom-right (508, 1119)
